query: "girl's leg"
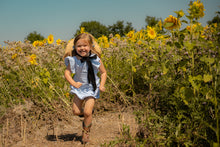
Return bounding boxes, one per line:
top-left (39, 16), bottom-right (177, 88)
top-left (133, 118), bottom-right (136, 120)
top-left (83, 97), bottom-right (95, 127)
top-left (82, 97), bottom-right (95, 143)
top-left (72, 95), bottom-right (84, 116)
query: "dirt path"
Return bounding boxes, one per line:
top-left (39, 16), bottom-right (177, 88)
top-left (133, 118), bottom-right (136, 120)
top-left (1, 108), bottom-right (138, 147)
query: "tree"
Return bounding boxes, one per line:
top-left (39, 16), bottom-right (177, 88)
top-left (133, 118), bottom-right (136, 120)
top-left (145, 16), bottom-right (161, 28)
top-left (124, 22), bottom-right (134, 34)
top-left (74, 21), bottom-right (109, 38)
top-left (25, 31), bottom-right (44, 43)
top-left (207, 15), bottom-right (220, 25)
top-left (108, 21), bottom-right (134, 36)
top-left (207, 8), bottom-right (220, 25)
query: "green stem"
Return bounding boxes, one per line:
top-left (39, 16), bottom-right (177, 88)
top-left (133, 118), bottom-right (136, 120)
top-left (192, 51), bottom-right (196, 96)
top-left (214, 67), bottom-right (219, 144)
top-left (131, 52), bottom-right (133, 88)
top-left (189, 18), bottom-right (196, 96)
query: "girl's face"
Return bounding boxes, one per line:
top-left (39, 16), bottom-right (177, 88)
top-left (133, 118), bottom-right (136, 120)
top-left (75, 39), bottom-right (91, 57)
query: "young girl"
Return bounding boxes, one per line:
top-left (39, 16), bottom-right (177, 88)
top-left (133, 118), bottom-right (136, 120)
top-left (63, 33), bottom-right (107, 144)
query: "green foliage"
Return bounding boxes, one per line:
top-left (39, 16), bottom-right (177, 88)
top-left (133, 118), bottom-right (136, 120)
top-left (25, 31), bottom-right (45, 43)
top-left (0, 41), bottom-right (69, 109)
top-left (108, 21), bottom-right (134, 36)
top-left (1, 2), bottom-right (220, 146)
top-left (101, 15), bottom-right (220, 145)
top-left (207, 15), bottom-right (220, 25)
top-left (75, 21), bottom-right (109, 38)
top-left (145, 16), bottom-right (161, 27)
top-left (75, 20), bottom-right (134, 38)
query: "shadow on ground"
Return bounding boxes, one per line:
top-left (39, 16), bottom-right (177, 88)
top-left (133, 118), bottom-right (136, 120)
top-left (46, 133), bottom-right (82, 142)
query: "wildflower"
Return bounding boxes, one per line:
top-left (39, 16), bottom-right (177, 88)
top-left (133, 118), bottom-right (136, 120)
top-left (109, 38), bottom-right (117, 46)
top-left (126, 30), bottom-right (136, 42)
top-left (56, 38), bottom-right (61, 45)
top-left (213, 23), bottom-right (217, 28)
top-left (65, 93), bottom-right (70, 98)
top-left (147, 26), bottom-right (157, 39)
top-left (188, 0), bottom-right (205, 20)
top-left (126, 30), bottom-right (135, 38)
top-left (158, 20), bottom-right (163, 31)
top-left (137, 40), bottom-right (143, 45)
top-left (163, 15), bottom-right (181, 30)
top-left (49, 85), bottom-right (54, 89)
top-left (11, 53), bottom-right (18, 59)
top-left (186, 24), bottom-right (197, 31)
top-left (47, 34), bottom-right (54, 44)
top-left (200, 31), bottom-right (205, 38)
top-left (80, 27), bottom-right (85, 33)
top-left (98, 35), bottom-right (109, 48)
top-left (174, 10), bottom-right (185, 18)
top-left (38, 41), bottom-right (44, 46)
top-left (115, 34), bottom-right (121, 39)
top-left (137, 30), bottom-right (144, 39)
top-left (43, 38), bottom-right (47, 44)
top-left (157, 35), bottom-right (164, 40)
top-left (186, 26), bottom-right (191, 31)
top-left (28, 54), bottom-right (38, 65)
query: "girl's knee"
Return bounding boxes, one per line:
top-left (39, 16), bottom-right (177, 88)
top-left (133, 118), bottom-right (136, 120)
top-left (72, 109), bottom-right (81, 115)
top-left (83, 110), bottom-right (92, 117)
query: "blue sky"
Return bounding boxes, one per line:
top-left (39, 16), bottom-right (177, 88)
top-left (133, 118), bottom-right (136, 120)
top-left (0, 0), bottom-right (219, 46)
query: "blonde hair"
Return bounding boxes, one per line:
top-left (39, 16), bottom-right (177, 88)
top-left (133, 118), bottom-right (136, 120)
top-left (63, 33), bottom-right (101, 59)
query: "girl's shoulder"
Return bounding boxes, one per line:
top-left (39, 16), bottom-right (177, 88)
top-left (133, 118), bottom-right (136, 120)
top-left (91, 54), bottom-right (101, 69)
top-left (64, 56), bottom-right (77, 66)
top-left (65, 56), bottom-right (80, 61)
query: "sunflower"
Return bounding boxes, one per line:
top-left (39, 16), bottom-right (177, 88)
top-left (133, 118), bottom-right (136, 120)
top-left (126, 30), bottom-right (135, 38)
top-left (147, 26), bottom-right (156, 39)
top-left (47, 34), bottom-right (54, 44)
top-left (98, 35), bottom-right (109, 48)
top-left (115, 34), bottom-right (121, 39)
top-left (163, 15), bottom-right (181, 30)
top-left (33, 40), bottom-right (39, 47)
top-left (188, 0), bottom-right (205, 20)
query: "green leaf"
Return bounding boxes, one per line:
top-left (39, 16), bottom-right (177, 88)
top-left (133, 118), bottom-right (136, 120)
top-left (164, 22), bottom-right (174, 28)
top-left (174, 42), bottom-right (181, 48)
top-left (200, 56), bottom-right (215, 65)
top-left (132, 66), bottom-right (136, 73)
top-left (149, 66), bottom-right (155, 73)
top-left (195, 75), bottom-right (202, 81)
top-left (162, 63), bottom-right (168, 75)
top-left (181, 20), bottom-right (188, 24)
top-left (188, 75), bottom-right (202, 91)
top-left (139, 59), bottom-right (144, 66)
top-left (43, 78), bottom-right (48, 84)
top-left (203, 74), bottom-right (212, 83)
top-left (183, 41), bottom-right (194, 51)
top-left (144, 74), bottom-right (150, 80)
top-left (45, 71), bottom-right (50, 77)
top-left (213, 142), bottom-right (220, 147)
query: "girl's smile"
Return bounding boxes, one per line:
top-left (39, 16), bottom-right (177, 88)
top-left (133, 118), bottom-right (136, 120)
top-left (75, 39), bottom-right (91, 57)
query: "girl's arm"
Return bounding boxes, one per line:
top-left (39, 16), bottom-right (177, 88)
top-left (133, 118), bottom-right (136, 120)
top-left (64, 64), bottom-right (82, 88)
top-left (99, 59), bottom-right (107, 92)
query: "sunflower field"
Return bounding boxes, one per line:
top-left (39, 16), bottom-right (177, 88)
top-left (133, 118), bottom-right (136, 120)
top-left (1, 0), bottom-right (220, 146)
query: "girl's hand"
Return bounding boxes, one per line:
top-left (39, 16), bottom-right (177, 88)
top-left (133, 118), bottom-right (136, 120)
top-left (74, 82), bottom-right (82, 88)
top-left (99, 85), bottom-right (106, 92)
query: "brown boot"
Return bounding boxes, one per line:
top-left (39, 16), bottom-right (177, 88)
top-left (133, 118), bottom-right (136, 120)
top-left (82, 121), bottom-right (92, 144)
